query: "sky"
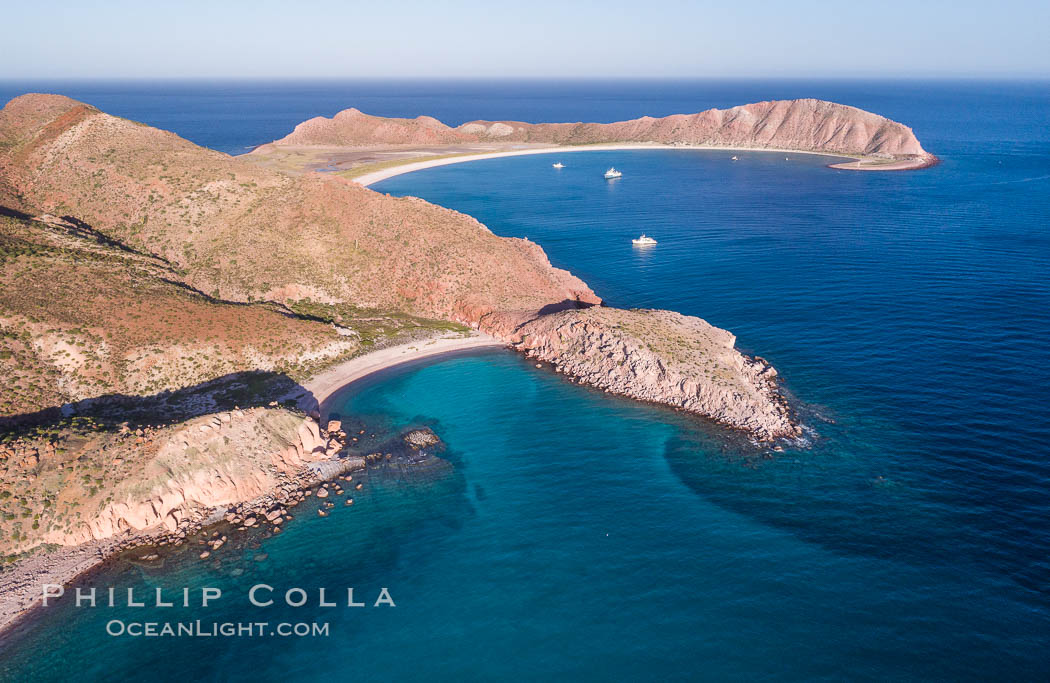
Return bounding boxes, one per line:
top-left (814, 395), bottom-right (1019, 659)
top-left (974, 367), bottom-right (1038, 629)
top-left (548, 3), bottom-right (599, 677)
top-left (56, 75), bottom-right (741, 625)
top-left (3, 0), bottom-right (1048, 79)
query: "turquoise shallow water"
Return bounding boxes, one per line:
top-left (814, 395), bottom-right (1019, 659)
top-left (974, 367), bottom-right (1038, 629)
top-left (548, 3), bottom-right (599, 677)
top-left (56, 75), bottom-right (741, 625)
top-left (1, 80), bottom-right (1049, 680)
top-left (4, 352), bottom-right (1047, 680)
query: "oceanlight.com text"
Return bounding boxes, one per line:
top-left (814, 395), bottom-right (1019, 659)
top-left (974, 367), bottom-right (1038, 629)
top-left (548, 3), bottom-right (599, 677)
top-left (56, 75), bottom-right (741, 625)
top-left (105, 620), bottom-right (330, 637)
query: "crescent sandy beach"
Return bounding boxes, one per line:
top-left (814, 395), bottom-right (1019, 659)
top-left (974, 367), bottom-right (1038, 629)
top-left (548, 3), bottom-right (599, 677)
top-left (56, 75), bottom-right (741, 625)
top-left (347, 144), bottom-right (869, 187)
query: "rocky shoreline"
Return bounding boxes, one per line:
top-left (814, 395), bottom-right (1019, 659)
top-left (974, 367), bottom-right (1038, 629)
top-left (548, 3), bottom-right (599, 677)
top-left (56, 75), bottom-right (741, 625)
top-left (0, 417), bottom-right (446, 638)
top-left (486, 307), bottom-right (801, 441)
top-left (828, 155), bottom-right (940, 171)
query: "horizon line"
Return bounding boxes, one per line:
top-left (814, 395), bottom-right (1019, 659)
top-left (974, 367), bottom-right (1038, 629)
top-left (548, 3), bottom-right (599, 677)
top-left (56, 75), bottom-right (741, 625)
top-left (2, 75), bottom-right (1049, 83)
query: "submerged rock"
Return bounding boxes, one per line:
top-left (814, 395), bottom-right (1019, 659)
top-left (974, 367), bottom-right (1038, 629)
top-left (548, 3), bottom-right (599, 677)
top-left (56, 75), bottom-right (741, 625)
top-left (403, 428), bottom-right (441, 450)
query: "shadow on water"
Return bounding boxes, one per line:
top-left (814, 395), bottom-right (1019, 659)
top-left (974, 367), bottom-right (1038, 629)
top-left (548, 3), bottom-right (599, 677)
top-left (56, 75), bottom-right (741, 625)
top-left (661, 419), bottom-right (1050, 603)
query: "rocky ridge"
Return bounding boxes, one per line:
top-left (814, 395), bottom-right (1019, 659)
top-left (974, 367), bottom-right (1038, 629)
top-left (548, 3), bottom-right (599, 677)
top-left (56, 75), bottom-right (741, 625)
top-left (1, 407), bottom-right (343, 554)
top-left (61, 409), bottom-right (332, 545)
top-left (264, 98), bottom-right (932, 163)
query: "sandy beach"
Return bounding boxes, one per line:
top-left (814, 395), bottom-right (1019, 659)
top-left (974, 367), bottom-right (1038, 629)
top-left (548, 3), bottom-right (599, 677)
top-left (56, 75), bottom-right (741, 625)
top-left (351, 143), bottom-right (865, 187)
top-left (296, 330), bottom-right (505, 416)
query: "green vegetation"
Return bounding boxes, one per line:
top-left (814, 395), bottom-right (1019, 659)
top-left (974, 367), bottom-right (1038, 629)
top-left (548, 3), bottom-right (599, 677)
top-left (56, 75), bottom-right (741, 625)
top-left (287, 299), bottom-right (470, 347)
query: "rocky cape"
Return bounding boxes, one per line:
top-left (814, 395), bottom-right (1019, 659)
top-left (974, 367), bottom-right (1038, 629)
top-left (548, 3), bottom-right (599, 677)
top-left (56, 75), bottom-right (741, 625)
top-left (507, 308), bottom-right (795, 441)
top-left (257, 98), bottom-right (935, 167)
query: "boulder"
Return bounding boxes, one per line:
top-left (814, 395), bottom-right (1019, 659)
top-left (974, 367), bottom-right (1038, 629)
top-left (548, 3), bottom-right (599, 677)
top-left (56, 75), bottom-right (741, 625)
top-left (403, 428), bottom-right (441, 450)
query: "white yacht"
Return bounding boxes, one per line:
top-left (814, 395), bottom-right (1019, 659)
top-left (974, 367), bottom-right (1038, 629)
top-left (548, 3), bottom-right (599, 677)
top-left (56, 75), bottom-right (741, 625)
top-left (552, 162), bottom-right (564, 168)
top-left (731, 155), bottom-right (738, 161)
top-left (604, 167), bottom-right (622, 179)
top-left (632, 234), bottom-right (657, 245)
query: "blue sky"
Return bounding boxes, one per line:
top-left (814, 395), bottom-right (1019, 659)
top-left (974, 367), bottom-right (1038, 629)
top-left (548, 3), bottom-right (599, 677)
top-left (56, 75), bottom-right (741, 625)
top-left (4, 0), bottom-right (1048, 79)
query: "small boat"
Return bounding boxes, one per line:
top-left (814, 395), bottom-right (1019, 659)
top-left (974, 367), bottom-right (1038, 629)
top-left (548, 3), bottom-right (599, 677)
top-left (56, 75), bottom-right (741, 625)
top-left (604, 167), bottom-right (622, 179)
top-left (731, 155), bottom-right (738, 161)
top-left (632, 234), bottom-right (657, 245)
top-left (552, 162), bottom-right (564, 169)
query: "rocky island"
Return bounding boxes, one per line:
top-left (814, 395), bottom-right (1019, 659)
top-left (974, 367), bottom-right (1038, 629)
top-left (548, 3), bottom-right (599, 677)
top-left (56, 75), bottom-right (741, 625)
top-left (0, 93), bottom-right (932, 632)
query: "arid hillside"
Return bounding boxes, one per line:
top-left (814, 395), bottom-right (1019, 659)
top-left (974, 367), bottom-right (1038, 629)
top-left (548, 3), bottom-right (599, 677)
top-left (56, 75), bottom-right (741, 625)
top-left (0, 209), bottom-right (467, 563)
top-left (0, 212), bottom-right (343, 418)
top-left (0, 212), bottom-right (472, 420)
top-left (263, 98), bottom-right (931, 161)
top-left (0, 94), bottom-right (598, 324)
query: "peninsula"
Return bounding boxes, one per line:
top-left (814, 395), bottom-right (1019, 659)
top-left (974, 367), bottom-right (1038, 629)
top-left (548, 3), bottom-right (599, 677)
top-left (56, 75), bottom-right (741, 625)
top-left (248, 98), bottom-right (937, 178)
top-left (0, 93), bottom-right (932, 632)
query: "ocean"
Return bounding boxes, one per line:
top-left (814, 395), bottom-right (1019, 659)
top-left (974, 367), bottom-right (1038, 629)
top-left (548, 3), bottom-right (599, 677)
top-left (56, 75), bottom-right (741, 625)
top-left (0, 79), bottom-right (1048, 681)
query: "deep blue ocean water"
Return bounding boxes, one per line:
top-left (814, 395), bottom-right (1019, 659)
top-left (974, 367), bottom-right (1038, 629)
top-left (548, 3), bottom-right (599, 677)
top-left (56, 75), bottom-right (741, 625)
top-left (0, 80), bottom-right (1048, 681)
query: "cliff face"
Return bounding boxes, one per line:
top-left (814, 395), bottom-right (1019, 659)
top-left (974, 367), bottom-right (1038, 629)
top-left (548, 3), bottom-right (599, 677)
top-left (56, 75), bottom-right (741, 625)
top-left (266, 98), bottom-right (930, 161)
top-left (1, 407), bottom-right (336, 553)
top-left (51, 410), bottom-right (332, 546)
top-left (494, 307), bottom-right (797, 440)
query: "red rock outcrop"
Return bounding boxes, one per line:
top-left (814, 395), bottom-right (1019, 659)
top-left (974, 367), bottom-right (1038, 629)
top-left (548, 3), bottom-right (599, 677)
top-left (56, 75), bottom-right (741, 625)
top-left (37, 409), bottom-right (334, 548)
